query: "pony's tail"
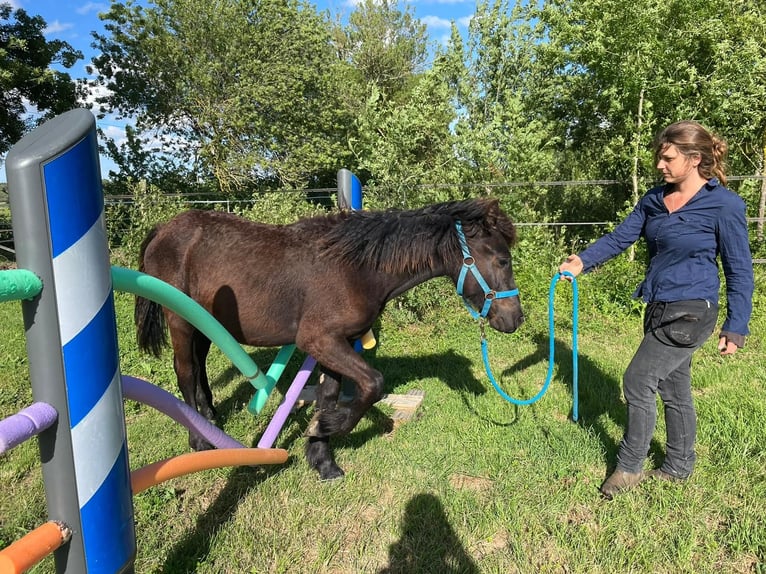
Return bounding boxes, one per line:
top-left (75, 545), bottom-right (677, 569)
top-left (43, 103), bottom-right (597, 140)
top-left (135, 226), bottom-right (168, 357)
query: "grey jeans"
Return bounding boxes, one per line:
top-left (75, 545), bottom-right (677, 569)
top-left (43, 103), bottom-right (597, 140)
top-left (616, 299), bottom-right (718, 478)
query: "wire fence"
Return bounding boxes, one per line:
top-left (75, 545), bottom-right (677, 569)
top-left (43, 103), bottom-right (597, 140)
top-left (1, 178), bottom-right (765, 262)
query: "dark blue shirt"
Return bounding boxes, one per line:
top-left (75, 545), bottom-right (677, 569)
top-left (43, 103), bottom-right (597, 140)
top-left (579, 178), bottom-right (754, 336)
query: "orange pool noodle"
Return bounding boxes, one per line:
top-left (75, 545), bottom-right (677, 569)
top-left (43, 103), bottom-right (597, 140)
top-left (0, 521), bottom-right (71, 574)
top-left (130, 448), bottom-right (289, 494)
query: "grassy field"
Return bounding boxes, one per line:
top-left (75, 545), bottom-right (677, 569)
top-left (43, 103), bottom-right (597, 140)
top-left (1, 266), bottom-right (764, 573)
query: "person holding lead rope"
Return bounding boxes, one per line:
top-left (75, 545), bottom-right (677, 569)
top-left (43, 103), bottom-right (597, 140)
top-left (559, 120), bottom-right (754, 499)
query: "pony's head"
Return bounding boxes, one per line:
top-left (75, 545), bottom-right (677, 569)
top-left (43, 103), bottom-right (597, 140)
top-left (447, 198), bottom-right (524, 333)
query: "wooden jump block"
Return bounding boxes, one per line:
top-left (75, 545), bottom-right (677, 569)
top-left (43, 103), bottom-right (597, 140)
top-left (379, 389), bottom-right (425, 422)
top-left (294, 387), bottom-right (425, 422)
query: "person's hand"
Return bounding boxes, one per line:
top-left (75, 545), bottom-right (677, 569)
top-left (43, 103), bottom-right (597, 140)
top-left (559, 254), bottom-right (584, 281)
top-left (718, 336), bottom-right (738, 356)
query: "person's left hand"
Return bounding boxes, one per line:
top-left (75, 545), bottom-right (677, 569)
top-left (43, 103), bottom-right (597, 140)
top-left (718, 336), bottom-right (738, 356)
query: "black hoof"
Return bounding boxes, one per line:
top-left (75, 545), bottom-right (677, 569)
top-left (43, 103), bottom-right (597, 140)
top-left (189, 434), bottom-right (214, 452)
top-left (306, 436), bottom-right (344, 481)
top-left (319, 464), bottom-right (345, 482)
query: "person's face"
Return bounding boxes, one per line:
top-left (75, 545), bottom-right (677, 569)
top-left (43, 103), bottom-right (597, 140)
top-left (656, 144), bottom-right (700, 185)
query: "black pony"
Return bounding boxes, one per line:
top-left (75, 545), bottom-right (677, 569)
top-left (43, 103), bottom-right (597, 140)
top-left (135, 198), bottom-right (524, 480)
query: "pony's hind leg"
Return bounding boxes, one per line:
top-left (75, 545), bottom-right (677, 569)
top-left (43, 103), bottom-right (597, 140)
top-left (169, 315), bottom-right (215, 451)
top-left (192, 330), bottom-right (215, 421)
top-left (305, 367), bottom-right (345, 481)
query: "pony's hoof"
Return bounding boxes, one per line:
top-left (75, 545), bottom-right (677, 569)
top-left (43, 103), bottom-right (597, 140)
top-left (189, 435), bottom-right (214, 452)
top-left (319, 465), bottom-right (345, 482)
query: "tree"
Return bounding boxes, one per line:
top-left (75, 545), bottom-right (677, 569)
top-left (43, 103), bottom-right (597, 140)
top-left (334, 0), bottom-right (429, 105)
top-left (530, 0), bottom-right (766, 227)
top-left (89, 0), bottom-right (352, 194)
top-left (333, 0), bottom-right (451, 202)
top-left (436, 0), bottom-right (558, 219)
top-left (0, 3), bottom-right (82, 156)
top-left (350, 69), bottom-right (461, 208)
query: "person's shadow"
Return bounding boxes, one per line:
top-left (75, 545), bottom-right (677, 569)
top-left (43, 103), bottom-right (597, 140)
top-left (379, 493), bottom-right (479, 574)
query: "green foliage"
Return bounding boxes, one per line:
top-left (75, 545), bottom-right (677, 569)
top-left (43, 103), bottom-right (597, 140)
top-left (336, 0), bottom-right (429, 103)
top-left (445, 0), bottom-right (558, 186)
top-left (0, 3), bottom-right (83, 155)
top-left (526, 0), bottom-right (766, 229)
top-left (232, 190), bottom-right (327, 225)
top-left (90, 0), bottom-right (351, 194)
top-left (352, 72), bottom-right (463, 210)
top-left (106, 180), bottom-right (188, 266)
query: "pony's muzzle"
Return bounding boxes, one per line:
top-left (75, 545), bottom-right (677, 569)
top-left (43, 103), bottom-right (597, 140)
top-left (488, 299), bottom-right (524, 333)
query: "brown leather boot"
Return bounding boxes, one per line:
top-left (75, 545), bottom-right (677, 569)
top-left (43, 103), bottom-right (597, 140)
top-left (600, 469), bottom-right (645, 499)
top-left (646, 469), bottom-right (688, 482)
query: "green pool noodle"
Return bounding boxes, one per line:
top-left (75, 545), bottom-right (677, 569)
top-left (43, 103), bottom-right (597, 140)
top-left (110, 266), bottom-right (268, 390)
top-left (0, 269), bottom-right (42, 302)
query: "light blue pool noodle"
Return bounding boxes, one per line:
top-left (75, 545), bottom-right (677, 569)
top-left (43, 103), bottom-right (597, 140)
top-left (110, 266), bottom-right (268, 390)
top-left (248, 344), bottom-right (296, 415)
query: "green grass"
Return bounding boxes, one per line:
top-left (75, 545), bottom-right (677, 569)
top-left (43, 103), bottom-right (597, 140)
top-left (1, 273), bottom-right (765, 573)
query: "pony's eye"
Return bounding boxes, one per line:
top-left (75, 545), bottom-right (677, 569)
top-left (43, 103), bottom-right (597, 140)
top-left (498, 258), bottom-right (510, 267)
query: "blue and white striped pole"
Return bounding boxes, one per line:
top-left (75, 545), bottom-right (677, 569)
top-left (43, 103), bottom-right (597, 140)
top-left (337, 169), bottom-right (366, 396)
top-left (337, 168), bottom-right (362, 211)
top-left (6, 109), bottom-right (136, 573)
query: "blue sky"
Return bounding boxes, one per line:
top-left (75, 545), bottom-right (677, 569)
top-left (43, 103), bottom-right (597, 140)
top-left (2, 0), bottom-right (474, 181)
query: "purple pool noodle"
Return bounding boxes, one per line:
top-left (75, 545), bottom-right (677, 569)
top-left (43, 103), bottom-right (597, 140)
top-left (121, 375), bottom-right (244, 449)
top-left (0, 402), bottom-right (58, 455)
top-left (257, 355), bottom-right (317, 448)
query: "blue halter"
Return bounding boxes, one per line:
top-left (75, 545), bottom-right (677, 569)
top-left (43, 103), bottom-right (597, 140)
top-left (454, 220), bottom-right (519, 319)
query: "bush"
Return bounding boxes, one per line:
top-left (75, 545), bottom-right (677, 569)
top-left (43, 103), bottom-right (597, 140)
top-left (106, 180), bottom-right (187, 266)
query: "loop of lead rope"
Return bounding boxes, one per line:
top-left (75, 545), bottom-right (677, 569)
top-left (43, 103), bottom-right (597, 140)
top-left (481, 272), bottom-right (579, 421)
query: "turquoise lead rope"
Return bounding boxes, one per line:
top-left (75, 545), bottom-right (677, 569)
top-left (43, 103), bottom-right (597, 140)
top-left (481, 271), bottom-right (579, 421)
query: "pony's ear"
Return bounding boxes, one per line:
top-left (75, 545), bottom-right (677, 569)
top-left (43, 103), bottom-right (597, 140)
top-left (482, 198), bottom-right (501, 228)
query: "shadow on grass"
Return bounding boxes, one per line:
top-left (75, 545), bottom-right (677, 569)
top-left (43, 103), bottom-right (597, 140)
top-left (158, 348), bottom-right (482, 571)
top-left (378, 493), bottom-right (479, 574)
top-left (159, 463), bottom-right (290, 573)
top-left (501, 333), bottom-right (665, 472)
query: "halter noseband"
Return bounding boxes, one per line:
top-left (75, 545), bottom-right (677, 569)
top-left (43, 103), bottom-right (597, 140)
top-left (454, 220), bottom-right (519, 320)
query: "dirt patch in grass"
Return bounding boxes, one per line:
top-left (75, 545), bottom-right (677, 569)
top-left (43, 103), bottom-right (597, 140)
top-left (449, 473), bottom-right (494, 493)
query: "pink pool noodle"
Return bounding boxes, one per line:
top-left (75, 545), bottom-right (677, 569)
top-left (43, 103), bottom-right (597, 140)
top-left (0, 402), bottom-right (58, 455)
top-left (257, 355), bottom-right (317, 448)
top-left (121, 375), bottom-right (244, 449)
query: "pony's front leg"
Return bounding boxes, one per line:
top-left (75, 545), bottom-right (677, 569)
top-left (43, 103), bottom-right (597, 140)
top-left (300, 335), bottom-right (384, 480)
top-left (306, 344), bottom-right (385, 437)
top-left (305, 367), bottom-right (345, 481)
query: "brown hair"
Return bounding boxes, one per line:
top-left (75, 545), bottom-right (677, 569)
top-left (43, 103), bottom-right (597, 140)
top-left (653, 120), bottom-right (728, 186)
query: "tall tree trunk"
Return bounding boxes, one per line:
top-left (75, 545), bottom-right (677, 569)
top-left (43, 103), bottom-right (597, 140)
top-left (628, 87), bottom-right (645, 262)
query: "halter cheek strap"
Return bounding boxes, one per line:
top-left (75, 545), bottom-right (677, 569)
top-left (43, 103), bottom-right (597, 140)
top-left (454, 221), bottom-right (519, 319)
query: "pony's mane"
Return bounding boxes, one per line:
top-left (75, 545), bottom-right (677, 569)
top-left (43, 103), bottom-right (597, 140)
top-left (293, 198), bottom-right (516, 275)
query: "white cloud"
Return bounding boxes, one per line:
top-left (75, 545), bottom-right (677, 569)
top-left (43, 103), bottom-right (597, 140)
top-left (420, 15), bottom-right (453, 29)
top-left (76, 2), bottom-right (108, 16)
top-left (43, 20), bottom-right (74, 36)
top-left (100, 123), bottom-right (128, 147)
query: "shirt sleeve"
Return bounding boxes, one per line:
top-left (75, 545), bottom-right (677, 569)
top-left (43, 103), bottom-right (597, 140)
top-left (579, 200), bottom-right (646, 272)
top-left (717, 195), bottom-right (754, 336)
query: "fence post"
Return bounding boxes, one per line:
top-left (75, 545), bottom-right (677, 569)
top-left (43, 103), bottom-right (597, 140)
top-left (6, 109), bottom-right (136, 573)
